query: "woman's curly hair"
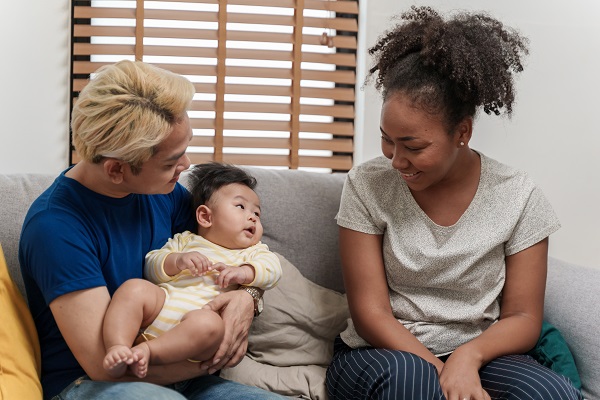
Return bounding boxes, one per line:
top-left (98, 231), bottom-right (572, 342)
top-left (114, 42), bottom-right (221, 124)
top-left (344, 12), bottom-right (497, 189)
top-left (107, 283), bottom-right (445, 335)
top-left (368, 6), bottom-right (529, 130)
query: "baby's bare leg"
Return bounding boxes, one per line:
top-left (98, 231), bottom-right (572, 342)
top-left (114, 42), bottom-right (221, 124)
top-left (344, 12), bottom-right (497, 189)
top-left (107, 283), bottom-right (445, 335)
top-left (144, 309), bottom-right (225, 365)
top-left (102, 279), bottom-right (166, 378)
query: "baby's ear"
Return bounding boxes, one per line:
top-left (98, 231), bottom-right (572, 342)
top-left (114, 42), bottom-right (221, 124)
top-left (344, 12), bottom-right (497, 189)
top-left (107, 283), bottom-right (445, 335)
top-left (196, 205), bottom-right (212, 227)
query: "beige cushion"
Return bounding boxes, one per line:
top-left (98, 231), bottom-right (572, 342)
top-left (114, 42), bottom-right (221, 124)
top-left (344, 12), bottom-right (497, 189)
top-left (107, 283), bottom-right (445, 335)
top-left (221, 253), bottom-right (349, 398)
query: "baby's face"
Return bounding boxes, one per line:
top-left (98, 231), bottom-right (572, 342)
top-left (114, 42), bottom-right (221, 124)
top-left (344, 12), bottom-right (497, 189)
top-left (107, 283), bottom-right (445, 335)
top-left (203, 183), bottom-right (263, 249)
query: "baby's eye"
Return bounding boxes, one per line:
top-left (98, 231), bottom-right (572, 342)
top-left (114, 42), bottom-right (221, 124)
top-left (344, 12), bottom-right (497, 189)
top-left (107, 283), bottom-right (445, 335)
top-left (254, 211), bottom-right (261, 218)
top-left (236, 204), bottom-right (245, 209)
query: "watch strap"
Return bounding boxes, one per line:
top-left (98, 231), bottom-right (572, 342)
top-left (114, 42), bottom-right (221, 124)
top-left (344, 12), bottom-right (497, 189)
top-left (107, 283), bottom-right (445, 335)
top-left (241, 286), bottom-right (264, 317)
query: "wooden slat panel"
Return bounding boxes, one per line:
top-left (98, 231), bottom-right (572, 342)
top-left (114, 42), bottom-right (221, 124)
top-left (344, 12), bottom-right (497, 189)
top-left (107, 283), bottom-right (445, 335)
top-left (73, 43), bottom-right (355, 68)
top-left (71, 1), bottom-right (357, 171)
top-left (73, 6), bottom-right (136, 19)
top-left (302, 51), bottom-right (355, 67)
top-left (304, 0), bottom-right (359, 14)
top-left (301, 86), bottom-right (354, 102)
top-left (191, 136), bottom-right (353, 152)
top-left (154, 0), bottom-right (358, 15)
top-left (144, 9), bottom-right (219, 22)
top-left (73, 61), bottom-right (218, 76)
top-left (192, 100), bottom-right (354, 119)
top-left (225, 0), bottom-right (358, 14)
top-left (299, 154), bottom-right (353, 170)
top-left (73, 23), bottom-right (356, 50)
top-left (76, 80), bottom-right (354, 103)
top-left (302, 69), bottom-right (355, 84)
top-left (194, 83), bottom-right (355, 102)
top-left (143, 45), bottom-right (218, 58)
top-left (203, 119), bottom-right (353, 135)
top-left (189, 153), bottom-right (291, 167)
top-left (73, 25), bottom-right (136, 38)
top-left (73, 43), bottom-right (135, 56)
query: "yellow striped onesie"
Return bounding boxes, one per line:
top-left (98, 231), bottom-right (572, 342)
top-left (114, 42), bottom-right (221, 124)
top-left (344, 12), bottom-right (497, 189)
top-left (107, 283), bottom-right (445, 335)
top-left (142, 230), bottom-right (282, 339)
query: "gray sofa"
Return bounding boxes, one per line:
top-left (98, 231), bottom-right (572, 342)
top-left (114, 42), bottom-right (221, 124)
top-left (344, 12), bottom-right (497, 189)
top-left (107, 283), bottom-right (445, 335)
top-left (1, 168), bottom-right (599, 399)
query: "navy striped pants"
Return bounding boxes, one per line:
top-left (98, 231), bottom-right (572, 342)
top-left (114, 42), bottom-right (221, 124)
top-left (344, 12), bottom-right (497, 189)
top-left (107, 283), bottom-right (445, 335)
top-left (326, 337), bottom-right (582, 400)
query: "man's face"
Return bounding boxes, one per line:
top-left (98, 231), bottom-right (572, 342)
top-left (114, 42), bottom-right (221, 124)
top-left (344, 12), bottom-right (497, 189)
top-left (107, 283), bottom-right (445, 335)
top-left (126, 113), bottom-right (193, 194)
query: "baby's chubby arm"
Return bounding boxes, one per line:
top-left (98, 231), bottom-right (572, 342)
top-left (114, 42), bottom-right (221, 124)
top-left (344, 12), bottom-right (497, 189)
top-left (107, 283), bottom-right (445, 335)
top-left (211, 263), bottom-right (255, 288)
top-left (163, 251), bottom-right (213, 277)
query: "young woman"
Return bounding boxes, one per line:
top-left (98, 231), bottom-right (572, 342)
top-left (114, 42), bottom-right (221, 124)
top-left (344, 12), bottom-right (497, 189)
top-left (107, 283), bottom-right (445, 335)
top-left (325, 7), bottom-right (582, 400)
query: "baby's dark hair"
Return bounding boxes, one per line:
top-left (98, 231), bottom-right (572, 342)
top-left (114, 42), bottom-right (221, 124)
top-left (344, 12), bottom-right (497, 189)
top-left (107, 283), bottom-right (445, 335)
top-left (187, 162), bottom-right (257, 211)
top-left (368, 6), bottom-right (529, 130)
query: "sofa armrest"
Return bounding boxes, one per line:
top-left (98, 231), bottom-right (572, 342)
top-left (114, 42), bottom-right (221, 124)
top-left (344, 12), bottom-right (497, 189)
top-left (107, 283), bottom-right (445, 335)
top-left (545, 256), bottom-right (600, 399)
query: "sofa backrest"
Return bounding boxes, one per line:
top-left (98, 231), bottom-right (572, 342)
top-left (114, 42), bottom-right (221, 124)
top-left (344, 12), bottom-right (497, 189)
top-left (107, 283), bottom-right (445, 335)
top-left (0, 169), bottom-right (348, 297)
top-left (0, 174), bottom-right (56, 296)
top-left (244, 167), bottom-right (347, 293)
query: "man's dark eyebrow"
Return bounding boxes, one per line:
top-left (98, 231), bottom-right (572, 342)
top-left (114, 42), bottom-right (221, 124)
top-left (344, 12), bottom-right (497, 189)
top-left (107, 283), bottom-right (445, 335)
top-left (379, 127), bottom-right (416, 141)
top-left (166, 150), bottom-right (186, 162)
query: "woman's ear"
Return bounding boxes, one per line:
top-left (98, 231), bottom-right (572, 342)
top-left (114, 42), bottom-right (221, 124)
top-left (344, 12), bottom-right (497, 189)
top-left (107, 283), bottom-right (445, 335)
top-left (197, 205), bottom-right (212, 228)
top-left (103, 159), bottom-right (125, 183)
top-left (455, 116), bottom-right (473, 147)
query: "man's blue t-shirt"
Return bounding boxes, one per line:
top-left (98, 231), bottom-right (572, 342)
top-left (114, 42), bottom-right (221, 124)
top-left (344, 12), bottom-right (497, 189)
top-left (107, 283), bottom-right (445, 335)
top-left (18, 169), bottom-right (196, 399)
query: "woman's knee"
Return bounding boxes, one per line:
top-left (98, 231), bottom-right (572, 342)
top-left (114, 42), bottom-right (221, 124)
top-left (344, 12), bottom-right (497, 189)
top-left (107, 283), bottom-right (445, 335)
top-left (327, 347), bottom-right (442, 400)
top-left (481, 355), bottom-right (583, 400)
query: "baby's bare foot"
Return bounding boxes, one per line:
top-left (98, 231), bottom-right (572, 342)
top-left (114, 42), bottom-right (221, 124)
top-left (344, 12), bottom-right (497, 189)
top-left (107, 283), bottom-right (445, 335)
top-left (130, 341), bottom-right (151, 378)
top-left (103, 344), bottom-right (136, 378)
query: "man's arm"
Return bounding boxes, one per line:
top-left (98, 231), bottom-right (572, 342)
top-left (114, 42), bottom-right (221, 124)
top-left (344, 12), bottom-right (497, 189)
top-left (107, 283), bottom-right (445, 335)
top-left (50, 286), bottom-right (209, 383)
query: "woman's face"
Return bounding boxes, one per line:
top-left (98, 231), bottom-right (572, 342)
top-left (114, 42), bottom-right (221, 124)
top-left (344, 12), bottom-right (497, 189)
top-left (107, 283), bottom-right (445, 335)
top-left (380, 92), bottom-right (469, 193)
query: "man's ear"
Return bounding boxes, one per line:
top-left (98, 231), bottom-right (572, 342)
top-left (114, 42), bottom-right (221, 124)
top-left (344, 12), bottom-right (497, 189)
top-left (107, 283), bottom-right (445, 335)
top-left (103, 159), bottom-right (125, 184)
top-left (197, 205), bottom-right (213, 228)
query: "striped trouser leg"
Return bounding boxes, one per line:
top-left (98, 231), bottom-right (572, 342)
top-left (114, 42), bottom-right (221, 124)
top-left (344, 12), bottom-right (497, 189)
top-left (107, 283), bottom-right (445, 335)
top-left (326, 337), bottom-right (444, 400)
top-left (480, 354), bottom-right (583, 400)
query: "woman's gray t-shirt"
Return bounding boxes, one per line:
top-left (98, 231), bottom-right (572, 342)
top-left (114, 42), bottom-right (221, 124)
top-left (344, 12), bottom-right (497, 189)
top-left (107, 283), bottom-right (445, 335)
top-left (336, 152), bottom-right (560, 355)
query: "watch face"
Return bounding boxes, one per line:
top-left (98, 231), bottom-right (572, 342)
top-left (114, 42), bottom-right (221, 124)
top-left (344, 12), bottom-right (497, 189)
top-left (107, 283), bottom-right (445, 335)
top-left (257, 297), bottom-right (264, 314)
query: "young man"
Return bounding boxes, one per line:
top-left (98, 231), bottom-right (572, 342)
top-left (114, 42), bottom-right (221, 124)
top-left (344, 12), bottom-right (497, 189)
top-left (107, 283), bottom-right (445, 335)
top-left (19, 60), bottom-right (284, 400)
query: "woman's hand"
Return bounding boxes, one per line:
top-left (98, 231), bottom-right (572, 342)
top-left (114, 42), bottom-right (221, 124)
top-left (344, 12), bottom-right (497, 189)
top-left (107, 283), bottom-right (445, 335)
top-left (200, 289), bottom-right (254, 373)
top-left (439, 348), bottom-right (491, 400)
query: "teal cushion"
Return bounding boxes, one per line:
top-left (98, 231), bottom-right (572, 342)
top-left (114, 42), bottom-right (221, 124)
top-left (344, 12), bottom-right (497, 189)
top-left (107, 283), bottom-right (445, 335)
top-left (527, 321), bottom-right (582, 389)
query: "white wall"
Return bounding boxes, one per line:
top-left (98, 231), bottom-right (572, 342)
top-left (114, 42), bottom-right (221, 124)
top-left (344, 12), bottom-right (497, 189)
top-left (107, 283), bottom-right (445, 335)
top-left (2, 0), bottom-right (599, 268)
top-left (0, 0), bottom-right (71, 175)
top-left (356, 0), bottom-right (600, 269)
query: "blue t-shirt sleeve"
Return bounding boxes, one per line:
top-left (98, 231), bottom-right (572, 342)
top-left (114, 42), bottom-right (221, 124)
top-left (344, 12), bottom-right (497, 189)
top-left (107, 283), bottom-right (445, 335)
top-left (20, 209), bottom-right (106, 305)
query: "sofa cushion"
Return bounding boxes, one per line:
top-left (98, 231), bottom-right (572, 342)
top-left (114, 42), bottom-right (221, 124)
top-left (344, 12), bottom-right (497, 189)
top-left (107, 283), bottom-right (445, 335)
top-left (220, 252), bottom-right (349, 398)
top-left (0, 244), bottom-right (43, 400)
top-left (244, 167), bottom-right (347, 293)
top-left (527, 320), bottom-right (581, 389)
top-left (545, 257), bottom-right (600, 400)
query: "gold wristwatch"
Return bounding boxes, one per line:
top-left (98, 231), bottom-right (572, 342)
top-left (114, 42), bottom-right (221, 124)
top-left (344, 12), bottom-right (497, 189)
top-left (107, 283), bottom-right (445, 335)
top-left (242, 286), bottom-right (264, 317)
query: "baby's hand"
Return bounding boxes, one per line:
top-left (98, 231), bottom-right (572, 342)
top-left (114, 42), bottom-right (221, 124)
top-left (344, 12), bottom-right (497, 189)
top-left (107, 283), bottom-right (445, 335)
top-left (175, 251), bottom-right (213, 276)
top-left (210, 263), bottom-right (255, 288)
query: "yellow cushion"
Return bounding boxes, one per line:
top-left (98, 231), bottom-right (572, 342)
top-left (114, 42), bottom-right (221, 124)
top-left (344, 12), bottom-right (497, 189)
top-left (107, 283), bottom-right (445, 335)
top-left (0, 244), bottom-right (42, 400)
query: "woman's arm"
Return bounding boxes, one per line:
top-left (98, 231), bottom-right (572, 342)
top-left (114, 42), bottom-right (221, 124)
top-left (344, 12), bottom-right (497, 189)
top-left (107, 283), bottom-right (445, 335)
top-left (340, 227), bottom-right (444, 372)
top-left (439, 238), bottom-right (548, 399)
top-left (51, 287), bottom-right (210, 383)
top-left (454, 238), bottom-right (548, 365)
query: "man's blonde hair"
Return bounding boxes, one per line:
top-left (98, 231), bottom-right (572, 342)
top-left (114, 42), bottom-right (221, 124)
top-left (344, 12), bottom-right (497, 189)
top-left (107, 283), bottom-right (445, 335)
top-left (71, 60), bottom-right (195, 171)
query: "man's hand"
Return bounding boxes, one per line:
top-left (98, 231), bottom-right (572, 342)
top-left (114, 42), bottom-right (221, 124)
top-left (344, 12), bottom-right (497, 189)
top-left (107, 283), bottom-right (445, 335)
top-left (200, 289), bottom-right (254, 373)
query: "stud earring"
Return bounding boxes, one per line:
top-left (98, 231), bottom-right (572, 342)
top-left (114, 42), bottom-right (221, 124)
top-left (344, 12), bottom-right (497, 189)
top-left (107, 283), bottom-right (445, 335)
top-left (460, 141), bottom-right (465, 146)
